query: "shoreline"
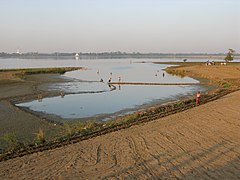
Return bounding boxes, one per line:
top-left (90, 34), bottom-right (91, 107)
top-left (2, 63), bottom-right (208, 123)
top-left (0, 68), bottom-right (83, 149)
top-left (0, 63), bottom-right (239, 151)
top-left (0, 62), bottom-right (240, 178)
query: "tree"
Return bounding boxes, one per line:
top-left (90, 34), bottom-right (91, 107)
top-left (224, 49), bottom-right (235, 62)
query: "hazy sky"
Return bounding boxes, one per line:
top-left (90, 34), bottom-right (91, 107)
top-left (0, 0), bottom-right (239, 53)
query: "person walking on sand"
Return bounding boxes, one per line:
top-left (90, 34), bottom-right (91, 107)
top-left (196, 91), bottom-right (201, 106)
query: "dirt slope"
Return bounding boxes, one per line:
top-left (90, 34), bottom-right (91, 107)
top-left (0, 90), bottom-right (240, 179)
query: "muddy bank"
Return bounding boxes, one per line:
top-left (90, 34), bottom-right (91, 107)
top-left (0, 68), bottom-right (82, 149)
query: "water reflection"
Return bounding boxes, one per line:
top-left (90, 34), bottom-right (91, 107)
top-left (63, 62), bottom-right (197, 84)
top-left (17, 85), bottom-right (202, 119)
top-left (16, 60), bottom-right (204, 119)
top-left (48, 81), bottom-right (111, 94)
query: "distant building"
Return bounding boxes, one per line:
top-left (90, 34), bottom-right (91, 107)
top-left (75, 53), bottom-right (80, 60)
top-left (16, 48), bottom-right (21, 54)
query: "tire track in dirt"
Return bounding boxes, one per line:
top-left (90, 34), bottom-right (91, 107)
top-left (96, 144), bottom-right (102, 164)
top-left (128, 136), bottom-right (159, 179)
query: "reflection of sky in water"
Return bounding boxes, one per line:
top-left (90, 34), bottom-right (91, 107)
top-left (64, 62), bottom-right (198, 85)
top-left (17, 85), bottom-right (201, 119)
top-left (48, 82), bottom-right (110, 93)
top-left (15, 59), bottom-right (204, 119)
top-left (48, 62), bottom-right (198, 94)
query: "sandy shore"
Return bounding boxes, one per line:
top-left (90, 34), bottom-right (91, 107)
top-left (0, 63), bottom-right (240, 179)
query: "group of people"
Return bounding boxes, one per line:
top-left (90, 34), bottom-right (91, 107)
top-left (98, 71), bottom-right (122, 84)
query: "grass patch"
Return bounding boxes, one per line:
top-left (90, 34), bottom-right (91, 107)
top-left (1, 132), bottom-right (18, 150)
top-left (62, 120), bottom-right (101, 138)
top-left (22, 67), bottom-right (81, 75)
top-left (0, 67), bottom-right (82, 81)
top-left (121, 113), bottom-right (139, 123)
top-left (165, 67), bottom-right (187, 78)
top-left (63, 123), bottom-right (73, 137)
top-left (217, 80), bottom-right (233, 89)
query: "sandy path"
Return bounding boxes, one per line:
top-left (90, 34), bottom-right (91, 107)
top-left (0, 89), bottom-right (240, 179)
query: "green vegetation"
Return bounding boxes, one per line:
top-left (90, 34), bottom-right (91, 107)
top-left (63, 123), bottom-right (73, 137)
top-left (73, 121), bottom-right (85, 132)
top-left (63, 120), bottom-right (100, 137)
top-left (21, 67), bottom-right (81, 75)
top-left (121, 113), bottom-right (139, 123)
top-left (217, 81), bottom-right (232, 89)
top-left (84, 120), bottom-right (96, 130)
top-left (0, 67), bottom-right (81, 73)
top-left (15, 67), bottom-right (82, 80)
top-left (1, 132), bottom-right (18, 150)
top-left (0, 67), bottom-right (82, 81)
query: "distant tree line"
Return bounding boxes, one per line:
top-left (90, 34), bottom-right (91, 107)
top-left (0, 51), bottom-right (239, 60)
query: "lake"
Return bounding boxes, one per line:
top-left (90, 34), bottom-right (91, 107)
top-left (1, 58), bottom-right (205, 120)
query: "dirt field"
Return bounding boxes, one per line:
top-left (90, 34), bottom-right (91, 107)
top-left (0, 64), bottom-right (240, 179)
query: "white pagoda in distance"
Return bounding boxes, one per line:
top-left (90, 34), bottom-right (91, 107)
top-left (75, 53), bottom-right (80, 60)
top-left (16, 48), bottom-right (21, 54)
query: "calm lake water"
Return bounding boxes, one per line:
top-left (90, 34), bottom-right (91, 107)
top-left (1, 58), bottom-right (205, 120)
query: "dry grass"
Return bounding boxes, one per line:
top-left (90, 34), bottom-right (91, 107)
top-left (35, 129), bottom-right (46, 144)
